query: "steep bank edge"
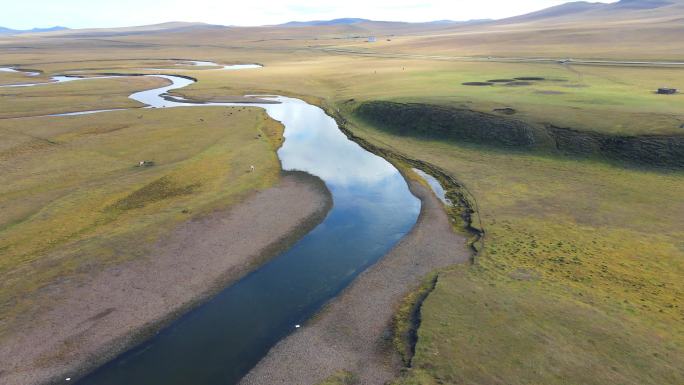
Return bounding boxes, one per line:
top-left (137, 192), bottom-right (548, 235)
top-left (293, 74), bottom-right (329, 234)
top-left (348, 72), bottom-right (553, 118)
top-left (354, 100), bottom-right (684, 169)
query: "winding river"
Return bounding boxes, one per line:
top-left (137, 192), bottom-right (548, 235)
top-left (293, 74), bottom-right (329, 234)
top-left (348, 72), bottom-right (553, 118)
top-left (4, 65), bottom-right (422, 384)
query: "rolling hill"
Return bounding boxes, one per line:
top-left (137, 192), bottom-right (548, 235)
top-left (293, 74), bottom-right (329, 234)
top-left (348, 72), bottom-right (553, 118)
top-left (0, 26), bottom-right (68, 35)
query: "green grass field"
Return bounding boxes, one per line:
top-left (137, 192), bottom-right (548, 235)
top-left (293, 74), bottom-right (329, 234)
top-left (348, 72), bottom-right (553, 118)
top-left (1, 16), bottom-right (683, 383)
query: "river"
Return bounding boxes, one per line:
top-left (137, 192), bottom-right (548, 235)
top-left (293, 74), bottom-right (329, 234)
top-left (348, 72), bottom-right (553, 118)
top-left (4, 65), bottom-right (422, 385)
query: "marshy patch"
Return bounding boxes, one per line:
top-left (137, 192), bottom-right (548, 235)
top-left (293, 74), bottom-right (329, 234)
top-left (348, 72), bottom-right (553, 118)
top-left (487, 79), bottom-right (515, 83)
top-left (462, 82), bottom-right (494, 86)
top-left (563, 84), bottom-right (590, 88)
top-left (109, 176), bottom-right (200, 211)
top-left (318, 370), bottom-right (359, 385)
top-left (493, 107), bottom-right (517, 115)
top-left (504, 81), bottom-right (534, 87)
top-left (656, 88), bottom-right (678, 95)
top-left (515, 77), bottom-right (546, 81)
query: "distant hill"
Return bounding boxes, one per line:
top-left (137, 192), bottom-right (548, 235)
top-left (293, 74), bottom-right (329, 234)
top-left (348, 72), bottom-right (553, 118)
top-left (425, 19), bottom-right (492, 25)
top-left (612, 0), bottom-right (674, 9)
top-left (34, 22), bottom-right (225, 38)
top-left (280, 18), bottom-right (371, 27)
top-left (498, 0), bottom-right (681, 23)
top-left (359, 0), bottom-right (684, 61)
top-left (501, 1), bottom-right (606, 22)
top-left (0, 26), bottom-right (69, 35)
top-left (279, 18), bottom-right (492, 28)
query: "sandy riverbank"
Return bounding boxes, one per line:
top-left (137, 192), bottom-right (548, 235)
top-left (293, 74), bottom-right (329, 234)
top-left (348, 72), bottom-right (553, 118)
top-left (0, 171), bottom-right (332, 385)
top-left (240, 177), bottom-right (472, 385)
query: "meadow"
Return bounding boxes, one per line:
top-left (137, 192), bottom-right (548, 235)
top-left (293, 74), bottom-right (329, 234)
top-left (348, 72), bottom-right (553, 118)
top-left (1, 16), bottom-right (683, 384)
top-left (341, 119), bottom-right (684, 384)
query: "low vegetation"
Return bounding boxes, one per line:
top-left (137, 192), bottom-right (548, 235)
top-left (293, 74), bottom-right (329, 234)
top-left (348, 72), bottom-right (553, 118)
top-left (392, 272), bottom-right (438, 365)
top-left (0, 106), bottom-right (284, 336)
top-left (340, 115), bottom-right (684, 384)
top-left (0, 76), bottom-right (169, 118)
top-left (318, 370), bottom-right (359, 385)
top-left (177, 56), bottom-right (684, 137)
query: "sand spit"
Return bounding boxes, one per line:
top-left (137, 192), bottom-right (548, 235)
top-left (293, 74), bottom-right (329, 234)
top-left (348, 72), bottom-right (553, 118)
top-left (0, 172), bottom-right (332, 385)
top-left (240, 178), bottom-right (471, 385)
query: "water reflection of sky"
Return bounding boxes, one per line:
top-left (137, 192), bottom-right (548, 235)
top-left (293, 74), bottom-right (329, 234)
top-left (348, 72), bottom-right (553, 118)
top-left (412, 168), bottom-right (451, 205)
top-left (130, 80), bottom-right (404, 188)
top-left (266, 97), bottom-right (399, 187)
top-left (0, 75), bottom-right (107, 88)
top-left (33, 73), bottom-right (422, 385)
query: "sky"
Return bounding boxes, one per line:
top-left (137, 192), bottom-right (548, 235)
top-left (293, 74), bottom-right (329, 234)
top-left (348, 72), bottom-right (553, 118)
top-left (1, 0), bottom-right (617, 30)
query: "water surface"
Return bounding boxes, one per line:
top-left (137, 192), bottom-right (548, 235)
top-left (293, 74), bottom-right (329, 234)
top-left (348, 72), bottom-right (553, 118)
top-left (413, 168), bottom-right (451, 205)
top-left (0, 75), bottom-right (115, 88)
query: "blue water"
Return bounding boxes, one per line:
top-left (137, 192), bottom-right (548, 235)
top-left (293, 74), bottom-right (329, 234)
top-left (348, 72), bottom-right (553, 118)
top-left (72, 88), bottom-right (421, 383)
top-left (412, 168), bottom-right (451, 205)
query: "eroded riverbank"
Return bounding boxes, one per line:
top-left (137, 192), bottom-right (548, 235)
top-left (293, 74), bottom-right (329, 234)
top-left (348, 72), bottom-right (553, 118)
top-left (240, 176), bottom-right (471, 385)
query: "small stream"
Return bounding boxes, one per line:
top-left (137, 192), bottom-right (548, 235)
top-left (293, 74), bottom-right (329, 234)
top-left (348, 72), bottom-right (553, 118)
top-left (0, 67), bottom-right (40, 77)
top-left (6, 64), bottom-right (422, 384)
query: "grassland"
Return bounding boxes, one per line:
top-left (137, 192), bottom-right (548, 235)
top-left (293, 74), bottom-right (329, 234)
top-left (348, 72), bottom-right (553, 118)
top-left (3, 28), bottom-right (683, 136)
top-left (1, 12), bottom-right (683, 384)
top-left (339, 118), bottom-right (684, 384)
top-left (318, 371), bottom-right (358, 385)
top-left (167, 56), bottom-right (683, 136)
top-left (0, 106), bottom-right (284, 336)
top-left (0, 75), bottom-right (170, 118)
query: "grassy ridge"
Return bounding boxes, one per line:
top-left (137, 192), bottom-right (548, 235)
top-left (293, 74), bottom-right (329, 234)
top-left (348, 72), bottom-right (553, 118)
top-left (0, 106), bottom-right (283, 336)
top-left (340, 114), bottom-right (684, 384)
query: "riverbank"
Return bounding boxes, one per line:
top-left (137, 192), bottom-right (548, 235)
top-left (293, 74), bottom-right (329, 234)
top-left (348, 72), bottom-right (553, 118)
top-left (240, 176), bottom-right (471, 385)
top-left (336, 111), bottom-right (684, 385)
top-left (0, 171), bottom-right (332, 385)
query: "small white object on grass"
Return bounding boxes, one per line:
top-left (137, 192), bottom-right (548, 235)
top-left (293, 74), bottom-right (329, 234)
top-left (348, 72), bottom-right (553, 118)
top-left (250, 165), bottom-right (255, 172)
top-left (295, 324), bottom-right (301, 328)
